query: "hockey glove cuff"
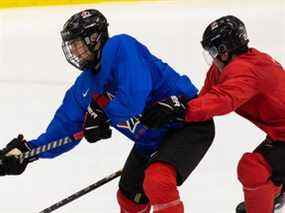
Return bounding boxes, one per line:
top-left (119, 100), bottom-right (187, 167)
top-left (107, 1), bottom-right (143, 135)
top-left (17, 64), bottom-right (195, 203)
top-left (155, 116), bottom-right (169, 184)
top-left (141, 96), bottom-right (188, 129)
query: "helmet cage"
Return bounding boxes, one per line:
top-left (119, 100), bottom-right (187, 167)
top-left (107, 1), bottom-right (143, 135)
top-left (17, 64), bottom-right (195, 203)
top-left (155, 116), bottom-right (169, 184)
top-left (62, 30), bottom-right (104, 70)
top-left (62, 38), bottom-right (93, 70)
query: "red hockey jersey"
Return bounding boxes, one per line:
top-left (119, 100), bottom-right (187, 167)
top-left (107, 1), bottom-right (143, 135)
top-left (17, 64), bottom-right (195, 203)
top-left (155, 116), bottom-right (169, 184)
top-left (186, 48), bottom-right (285, 141)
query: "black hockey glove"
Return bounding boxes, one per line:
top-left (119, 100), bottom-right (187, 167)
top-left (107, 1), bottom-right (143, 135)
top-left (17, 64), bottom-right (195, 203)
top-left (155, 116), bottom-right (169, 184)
top-left (141, 96), bottom-right (188, 129)
top-left (0, 135), bottom-right (36, 176)
top-left (83, 95), bottom-right (112, 143)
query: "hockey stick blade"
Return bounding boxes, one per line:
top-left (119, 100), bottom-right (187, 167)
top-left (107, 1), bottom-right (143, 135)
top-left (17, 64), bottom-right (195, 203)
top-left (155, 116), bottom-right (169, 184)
top-left (0, 131), bottom-right (83, 165)
top-left (38, 169), bottom-right (123, 213)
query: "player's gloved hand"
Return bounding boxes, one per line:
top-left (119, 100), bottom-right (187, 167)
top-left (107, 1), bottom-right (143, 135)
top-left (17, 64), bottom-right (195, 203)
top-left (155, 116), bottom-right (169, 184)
top-left (0, 134), bottom-right (35, 176)
top-left (141, 96), bottom-right (188, 129)
top-left (83, 94), bottom-right (112, 143)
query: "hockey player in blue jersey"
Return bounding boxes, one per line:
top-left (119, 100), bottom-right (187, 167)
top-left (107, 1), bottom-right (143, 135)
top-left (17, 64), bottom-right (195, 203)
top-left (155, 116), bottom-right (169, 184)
top-left (0, 9), bottom-right (214, 212)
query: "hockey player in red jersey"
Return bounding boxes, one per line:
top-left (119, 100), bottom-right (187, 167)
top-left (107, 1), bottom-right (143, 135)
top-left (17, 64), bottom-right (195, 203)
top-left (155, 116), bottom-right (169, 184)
top-left (142, 15), bottom-right (285, 213)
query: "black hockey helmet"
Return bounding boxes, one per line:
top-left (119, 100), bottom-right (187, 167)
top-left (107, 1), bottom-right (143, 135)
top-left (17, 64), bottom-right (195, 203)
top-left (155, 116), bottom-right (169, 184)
top-left (61, 9), bottom-right (109, 72)
top-left (201, 15), bottom-right (249, 59)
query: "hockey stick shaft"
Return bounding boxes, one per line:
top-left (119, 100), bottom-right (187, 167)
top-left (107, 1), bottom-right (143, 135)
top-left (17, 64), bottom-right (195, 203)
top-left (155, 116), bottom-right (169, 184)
top-left (21, 131), bottom-right (84, 162)
top-left (0, 131), bottom-right (84, 165)
top-left (38, 169), bottom-right (123, 213)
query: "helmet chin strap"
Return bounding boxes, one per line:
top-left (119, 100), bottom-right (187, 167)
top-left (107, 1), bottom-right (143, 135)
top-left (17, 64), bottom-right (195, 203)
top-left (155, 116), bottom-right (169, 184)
top-left (85, 30), bottom-right (110, 74)
top-left (82, 34), bottom-right (105, 74)
top-left (92, 50), bottom-right (102, 74)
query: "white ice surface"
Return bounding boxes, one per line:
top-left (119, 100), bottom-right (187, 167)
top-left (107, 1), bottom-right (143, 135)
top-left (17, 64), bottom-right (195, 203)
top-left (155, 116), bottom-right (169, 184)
top-left (0, 1), bottom-right (284, 212)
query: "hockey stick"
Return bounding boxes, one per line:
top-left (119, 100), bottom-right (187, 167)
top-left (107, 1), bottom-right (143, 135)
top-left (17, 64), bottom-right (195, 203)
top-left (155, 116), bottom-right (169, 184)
top-left (38, 169), bottom-right (123, 213)
top-left (0, 131), bottom-right (84, 165)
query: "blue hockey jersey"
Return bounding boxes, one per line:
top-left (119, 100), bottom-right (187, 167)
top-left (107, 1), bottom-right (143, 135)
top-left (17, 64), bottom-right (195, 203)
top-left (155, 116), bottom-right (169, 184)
top-left (28, 34), bottom-right (198, 158)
